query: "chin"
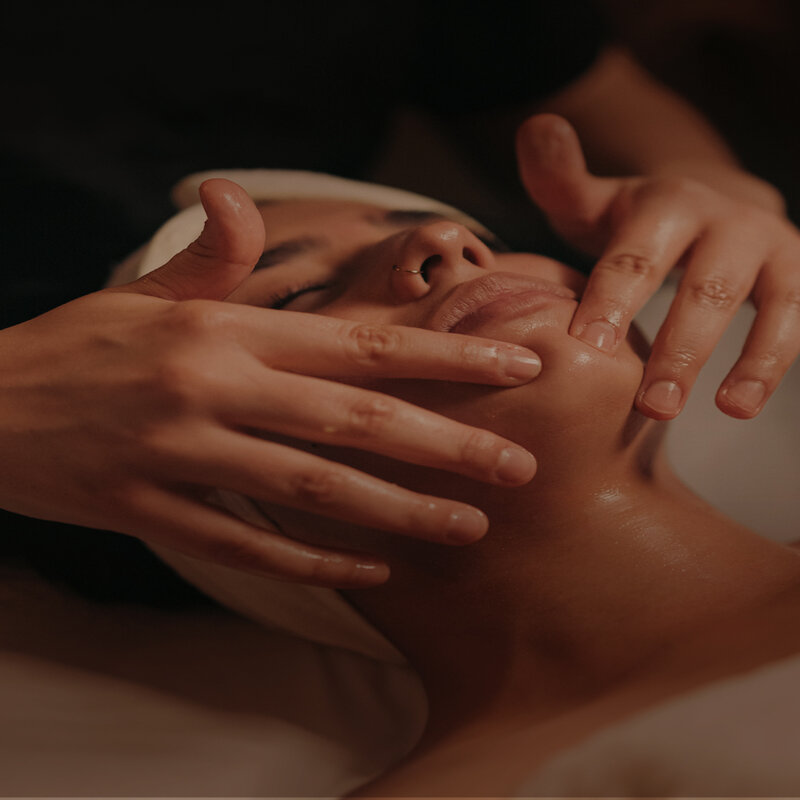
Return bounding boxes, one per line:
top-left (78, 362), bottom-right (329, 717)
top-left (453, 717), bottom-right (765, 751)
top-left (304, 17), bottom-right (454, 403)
top-left (455, 304), bottom-right (643, 415)
top-left (354, 311), bottom-right (648, 480)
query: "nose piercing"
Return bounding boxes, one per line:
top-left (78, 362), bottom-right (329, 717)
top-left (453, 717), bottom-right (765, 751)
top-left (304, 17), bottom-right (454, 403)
top-left (392, 265), bottom-right (422, 274)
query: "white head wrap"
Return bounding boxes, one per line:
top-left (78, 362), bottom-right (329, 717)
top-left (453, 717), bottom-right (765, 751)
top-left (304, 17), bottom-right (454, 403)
top-left (121, 169), bottom-right (488, 665)
top-left (132, 168), bottom-right (491, 278)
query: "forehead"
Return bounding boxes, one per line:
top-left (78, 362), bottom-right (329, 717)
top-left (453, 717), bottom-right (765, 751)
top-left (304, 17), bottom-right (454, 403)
top-left (257, 199), bottom-right (396, 240)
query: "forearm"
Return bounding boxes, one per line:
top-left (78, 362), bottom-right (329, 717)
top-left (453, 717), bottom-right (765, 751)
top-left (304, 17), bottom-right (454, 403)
top-left (540, 46), bottom-right (785, 214)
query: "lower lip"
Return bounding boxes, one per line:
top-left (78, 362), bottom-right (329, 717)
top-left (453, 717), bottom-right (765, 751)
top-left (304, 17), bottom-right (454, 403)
top-left (450, 289), bottom-right (575, 334)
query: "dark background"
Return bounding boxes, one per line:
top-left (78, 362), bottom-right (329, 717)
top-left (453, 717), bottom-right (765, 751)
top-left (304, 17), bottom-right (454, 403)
top-left (1, 0), bottom-right (799, 604)
top-left (600, 0), bottom-right (800, 223)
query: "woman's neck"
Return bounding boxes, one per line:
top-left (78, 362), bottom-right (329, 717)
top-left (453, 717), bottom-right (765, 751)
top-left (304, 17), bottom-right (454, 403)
top-left (346, 427), bottom-right (800, 737)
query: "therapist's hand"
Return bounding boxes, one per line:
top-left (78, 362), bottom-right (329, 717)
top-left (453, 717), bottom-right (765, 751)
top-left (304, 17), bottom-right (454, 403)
top-left (0, 180), bottom-right (539, 587)
top-left (517, 113), bottom-right (800, 420)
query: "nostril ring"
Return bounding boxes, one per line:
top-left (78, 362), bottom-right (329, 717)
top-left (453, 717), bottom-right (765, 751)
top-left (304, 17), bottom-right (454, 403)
top-left (392, 265), bottom-right (422, 274)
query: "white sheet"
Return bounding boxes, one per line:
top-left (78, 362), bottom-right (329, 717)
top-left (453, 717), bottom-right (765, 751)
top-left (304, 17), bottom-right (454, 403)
top-left (516, 651), bottom-right (800, 797)
top-left (0, 564), bottom-right (425, 797)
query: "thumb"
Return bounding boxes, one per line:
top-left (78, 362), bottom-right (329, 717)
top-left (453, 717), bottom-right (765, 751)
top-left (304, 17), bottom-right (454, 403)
top-left (516, 114), bottom-right (616, 247)
top-left (118, 179), bottom-right (266, 301)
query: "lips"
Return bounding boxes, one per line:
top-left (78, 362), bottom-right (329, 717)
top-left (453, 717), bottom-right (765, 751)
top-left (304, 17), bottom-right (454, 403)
top-left (424, 272), bottom-right (577, 333)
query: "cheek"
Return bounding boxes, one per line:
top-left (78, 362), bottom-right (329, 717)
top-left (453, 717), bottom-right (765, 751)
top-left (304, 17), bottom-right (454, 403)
top-left (358, 314), bottom-right (646, 454)
top-left (303, 295), bottom-right (417, 328)
top-left (532, 330), bottom-right (645, 428)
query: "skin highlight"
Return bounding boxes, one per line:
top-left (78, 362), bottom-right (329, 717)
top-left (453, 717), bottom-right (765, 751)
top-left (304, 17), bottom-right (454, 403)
top-left (233, 198), bottom-right (800, 796)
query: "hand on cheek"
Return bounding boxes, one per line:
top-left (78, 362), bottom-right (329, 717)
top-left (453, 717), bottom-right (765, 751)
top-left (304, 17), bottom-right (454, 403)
top-left (517, 113), bottom-right (800, 421)
top-left (0, 179), bottom-right (547, 590)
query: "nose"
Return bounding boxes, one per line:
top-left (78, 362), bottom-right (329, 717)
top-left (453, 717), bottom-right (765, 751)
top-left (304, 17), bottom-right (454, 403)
top-left (389, 221), bottom-right (495, 302)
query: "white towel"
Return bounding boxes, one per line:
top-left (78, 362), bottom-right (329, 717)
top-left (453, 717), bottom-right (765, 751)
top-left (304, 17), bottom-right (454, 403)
top-left (137, 168), bottom-right (491, 277)
top-left (148, 491), bottom-right (406, 665)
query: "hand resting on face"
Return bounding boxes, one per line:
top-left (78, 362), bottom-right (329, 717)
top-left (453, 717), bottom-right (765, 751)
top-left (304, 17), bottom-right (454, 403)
top-left (518, 113), bottom-right (800, 421)
top-left (0, 180), bottom-right (541, 587)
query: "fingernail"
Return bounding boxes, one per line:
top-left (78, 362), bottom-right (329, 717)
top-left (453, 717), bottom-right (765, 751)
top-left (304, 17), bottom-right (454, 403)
top-left (641, 380), bottom-right (683, 416)
top-left (446, 507), bottom-right (489, 544)
top-left (723, 379), bottom-right (766, 414)
top-left (501, 350), bottom-right (542, 382)
top-left (495, 447), bottom-right (537, 484)
top-left (577, 319), bottom-right (617, 352)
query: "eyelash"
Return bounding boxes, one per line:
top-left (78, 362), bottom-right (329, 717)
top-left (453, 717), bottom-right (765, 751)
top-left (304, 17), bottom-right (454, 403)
top-left (268, 281), bottom-right (333, 309)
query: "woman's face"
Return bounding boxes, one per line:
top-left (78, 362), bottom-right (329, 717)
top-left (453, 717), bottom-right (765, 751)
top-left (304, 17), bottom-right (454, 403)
top-left (227, 199), bottom-right (651, 511)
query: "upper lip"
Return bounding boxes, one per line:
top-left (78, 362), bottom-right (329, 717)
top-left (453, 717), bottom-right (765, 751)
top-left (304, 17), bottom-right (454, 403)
top-left (424, 272), bottom-right (577, 332)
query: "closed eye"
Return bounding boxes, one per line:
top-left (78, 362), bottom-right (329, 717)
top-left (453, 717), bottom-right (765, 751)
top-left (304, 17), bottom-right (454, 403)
top-left (268, 281), bottom-right (333, 310)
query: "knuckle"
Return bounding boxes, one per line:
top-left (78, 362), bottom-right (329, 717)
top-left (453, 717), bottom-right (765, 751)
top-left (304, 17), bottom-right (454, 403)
top-left (405, 499), bottom-right (451, 538)
top-left (204, 536), bottom-right (265, 571)
top-left (160, 299), bottom-right (227, 339)
top-left (728, 201), bottom-right (774, 232)
top-left (459, 428), bottom-right (501, 467)
top-left (755, 349), bottom-right (782, 371)
top-left (344, 324), bottom-right (401, 367)
top-left (99, 479), bottom-right (162, 528)
top-left (291, 468), bottom-right (346, 507)
top-left (299, 553), bottom-right (344, 585)
top-left (660, 345), bottom-right (699, 372)
top-left (781, 288), bottom-right (800, 313)
top-left (730, 204), bottom-right (761, 230)
top-left (82, 472), bottom-right (134, 505)
top-left (112, 479), bottom-right (152, 511)
top-left (135, 419), bottom-right (197, 465)
top-left (346, 395), bottom-right (396, 437)
top-left (137, 355), bottom-right (213, 416)
top-left (687, 275), bottom-right (740, 310)
top-left (456, 338), bottom-right (489, 367)
top-left (641, 176), bottom-right (706, 205)
top-left (656, 175), bottom-right (701, 196)
top-left (598, 252), bottom-right (656, 280)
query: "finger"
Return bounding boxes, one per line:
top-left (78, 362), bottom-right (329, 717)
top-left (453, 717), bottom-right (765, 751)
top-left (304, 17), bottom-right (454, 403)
top-left (636, 228), bottom-right (761, 419)
top-left (716, 263), bottom-right (800, 418)
top-left (570, 189), bottom-right (701, 354)
top-left (117, 179), bottom-right (266, 302)
top-left (121, 485), bottom-right (389, 588)
top-left (225, 307), bottom-right (542, 385)
top-left (221, 366), bottom-right (537, 486)
top-left (173, 430), bottom-right (492, 546)
top-left (515, 114), bottom-right (617, 246)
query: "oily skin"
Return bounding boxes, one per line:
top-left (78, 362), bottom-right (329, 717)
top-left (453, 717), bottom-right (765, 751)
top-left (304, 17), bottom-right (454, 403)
top-left (0, 179), bottom-right (555, 589)
top-left (236, 199), bottom-right (800, 795)
top-left (518, 113), bottom-right (800, 422)
top-left (230, 198), bottom-right (646, 449)
top-left (232, 198), bottom-right (655, 504)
